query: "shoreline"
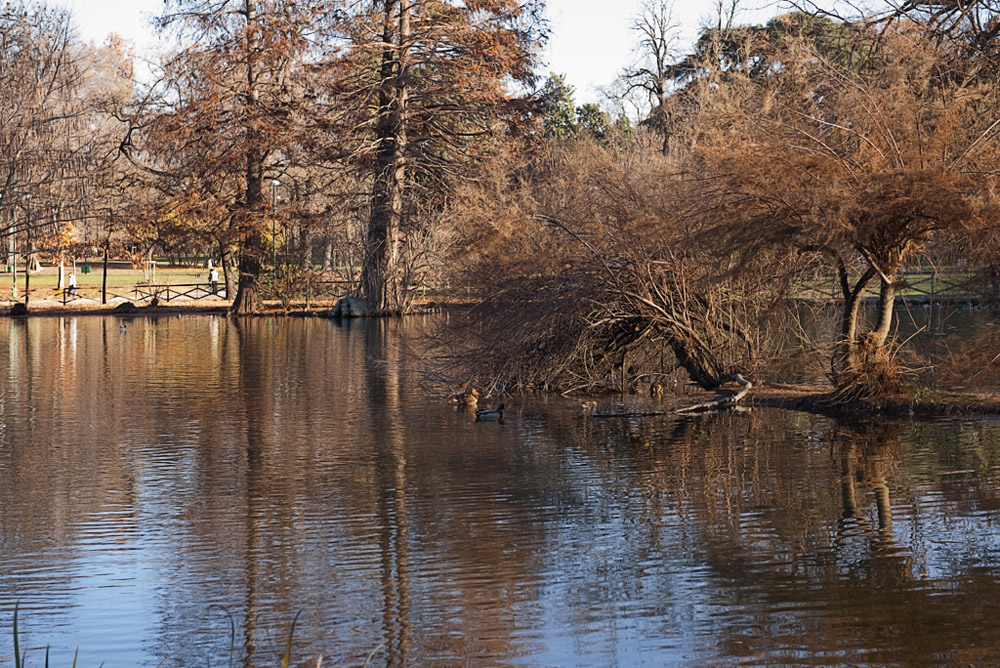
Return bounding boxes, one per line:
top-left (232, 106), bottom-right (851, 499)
top-left (749, 385), bottom-right (1000, 420)
top-left (0, 298), bottom-right (321, 318)
top-left (6, 300), bottom-right (1000, 419)
top-left (0, 298), bottom-right (456, 319)
top-left (584, 384), bottom-right (1000, 421)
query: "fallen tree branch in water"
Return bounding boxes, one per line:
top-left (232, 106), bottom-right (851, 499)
top-left (589, 410), bottom-right (669, 418)
top-left (676, 374), bottom-right (753, 413)
top-left (580, 401), bottom-right (668, 418)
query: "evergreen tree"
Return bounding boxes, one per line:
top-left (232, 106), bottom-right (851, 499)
top-left (539, 73), bottom-right (578, 140)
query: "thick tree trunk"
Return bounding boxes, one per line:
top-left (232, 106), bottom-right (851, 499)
top-left (232, 244), bottom-right (264, 313)
top-left (831, 264), bottom-right (900, 399)
top-left (362, 0), bottom-right (409, 314)
top-left (364, 157), bottom-right (404, 311)
top-left (667, 333), bottom-right (727, 390)
top-left (230, 0), bottom-right (265, 315)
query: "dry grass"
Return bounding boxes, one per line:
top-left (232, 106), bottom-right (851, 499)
top-left (915, 327), bottom-right (1000, 392)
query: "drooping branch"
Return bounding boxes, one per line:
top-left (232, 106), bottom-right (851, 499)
top-left (676, 373), bottom-right (753, 412)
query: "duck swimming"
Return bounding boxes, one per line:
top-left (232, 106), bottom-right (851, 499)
top-left (475, 403), bottom-right (504, 422)
top-left (452, 388), bottom-right (479, 408)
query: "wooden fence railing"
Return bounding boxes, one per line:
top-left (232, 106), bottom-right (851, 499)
top-left (794, 270), bottom-right (981, 302)
top-left (265, 279), bottom-right (352, 306)
top-left (28, 278), bottom-right (352, 306)
top-left (19, 283), bottom-right (227, 305)
top-left (130, 283), bottom-right (226, 303)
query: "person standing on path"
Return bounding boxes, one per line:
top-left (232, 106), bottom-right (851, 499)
top-left (209, 267), bottom-right (219, 295)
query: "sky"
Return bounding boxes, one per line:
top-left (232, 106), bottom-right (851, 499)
top-left (543, 0), bottom-right (780, 102)
top-left (52, 0), bottom-right (783, 103)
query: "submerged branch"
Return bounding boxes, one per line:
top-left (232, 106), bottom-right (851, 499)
top-left (676, 374), bottom-right (753, 413)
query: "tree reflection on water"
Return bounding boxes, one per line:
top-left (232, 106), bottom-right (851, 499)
top-left (1, 317), bottom-right (1000, 666)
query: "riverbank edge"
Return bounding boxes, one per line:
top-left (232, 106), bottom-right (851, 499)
top-left (748, 385), bottom-right (1000, 420)
top-left (6, 301), bottom-right (1000, 419)
top-left (2, 302), bottom-right (232, 317)
top-left (0, 298), bottom-right (452, 318)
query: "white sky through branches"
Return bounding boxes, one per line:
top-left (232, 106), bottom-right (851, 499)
top-left (53, 0), bottom-right (781, 104)
top-left (544, 0), bottom-right (779, 102)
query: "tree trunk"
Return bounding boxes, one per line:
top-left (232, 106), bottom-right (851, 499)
top-left (232, 244), bottom-right (264, 313)
top-left (833, 265), bottom-right (877, 377)
top-left (300, 228), bottom-right (313, 270)
top-left (871, 273), bottom-right (897, 349)
top-left (656, 105), bottom-right (670, 155)
top-left (362, 0), bottom-right (409, 314)
top-left (102, 242), bottom-right (109, 304)
top-left (229, 0), bottom-right (265, 315)
top-left (668, 333), bottom-right (727, 390)
top-left (222, 243), bottom-right (239, 298)
top-left (831, 264), bottom-right (899, 398)
top-left (23, 242), bottom-right (29, 306)
top-left (323, 238), bottom-right (333, 273)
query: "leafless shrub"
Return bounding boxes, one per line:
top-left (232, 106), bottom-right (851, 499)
top-left (438, 139), bottom-right (787, 394)
top-left (395, 216), bottom-right (456, 312)
top-left (827, 333), bottom-right (904, 403)
top-left (918, 328), bottom-right (1000, 392)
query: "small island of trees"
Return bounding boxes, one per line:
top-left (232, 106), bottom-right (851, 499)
top-left (3, 0), bottom-right (1000, 408)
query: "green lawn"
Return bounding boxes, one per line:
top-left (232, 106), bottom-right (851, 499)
top-left (795, 271), bottom-right (981, 300)
top-left (0, 261), bottom-right (215, 301)
top-left (0, 264), bottom-right (208, 289)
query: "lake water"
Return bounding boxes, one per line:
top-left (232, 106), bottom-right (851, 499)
top-left (2, 316), bottom-right (1000, 666)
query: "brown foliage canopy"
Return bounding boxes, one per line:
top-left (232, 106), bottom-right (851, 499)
top-left (443, 140), bottom-right (785, 393)
top-left (120, 0), bottom-right (546, 312)
top-left (443, 12), bottom-right (1000, 398)
top-left (324, 0), bottom-right (545, 311)
top-left (125, 1), bottom-right (332, 245)
top-left (675, 16), bottom-right (1000, 391)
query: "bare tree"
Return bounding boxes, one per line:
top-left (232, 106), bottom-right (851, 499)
top-left (327, 0), bottom-right (546, 314)
top-left (619, 1), bottom-right (682, 152)
top-left (0, 3), bottom-right (133, 303)
top-left (441, 140), bottom-right (777, 395)
top-left (121, 0), bottom-right (333, 313)
top-left (712, 0), bottom-right (742, 32)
